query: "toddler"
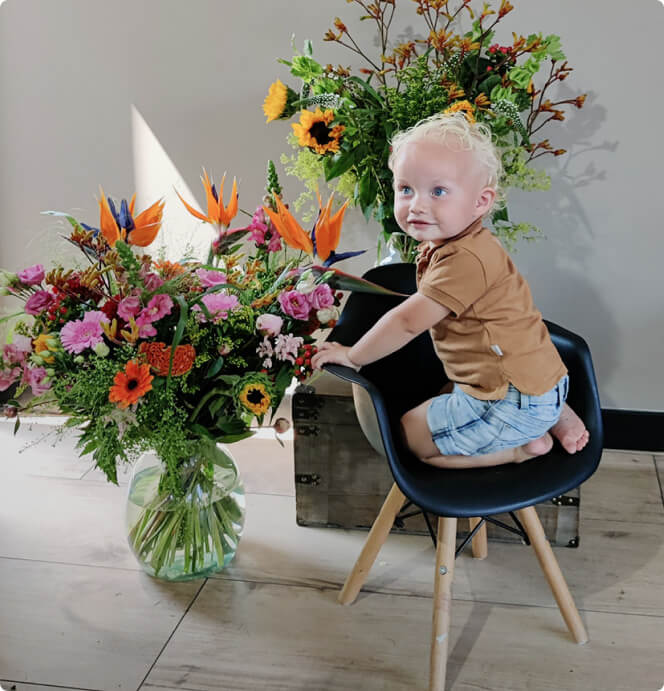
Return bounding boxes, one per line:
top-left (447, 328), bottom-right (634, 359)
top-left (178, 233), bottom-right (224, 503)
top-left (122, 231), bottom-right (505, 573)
top-left (312, 112), bottom-right (589, 469)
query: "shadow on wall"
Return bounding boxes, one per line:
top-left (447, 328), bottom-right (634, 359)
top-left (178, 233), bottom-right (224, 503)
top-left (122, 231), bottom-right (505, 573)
top-left (515, 88), bottom-right (620, 406)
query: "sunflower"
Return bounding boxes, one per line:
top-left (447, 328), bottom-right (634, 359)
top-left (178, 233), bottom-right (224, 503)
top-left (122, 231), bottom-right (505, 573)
top-left (292, 108), bottom-right (345, 155)
top-left (262, 79), bottom-right (299, 123)
top-left (108, 360), bottom-right (153, 409)
top-left (444, 100), bottom-right (476, 123)
top-left (233, 373), bottom-right (274, 419)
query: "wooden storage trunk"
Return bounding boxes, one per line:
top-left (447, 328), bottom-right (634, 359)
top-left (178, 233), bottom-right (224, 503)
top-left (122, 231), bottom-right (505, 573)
top-left (293, 392), bottom-right (580, 548)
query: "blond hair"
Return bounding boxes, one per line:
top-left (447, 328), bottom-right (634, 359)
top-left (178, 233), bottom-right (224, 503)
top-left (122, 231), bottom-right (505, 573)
top-left (388, 112), bottom-right (504, 211)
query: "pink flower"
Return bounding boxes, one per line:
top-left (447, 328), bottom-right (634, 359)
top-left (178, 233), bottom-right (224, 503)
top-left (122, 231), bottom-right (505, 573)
top-left (196, 269), bottom-right (228, 287)
top-left (267, 233), bottom-right (283, 253)
top-left (256, 314), bottom-right (283, 337)
top-left (141, 294), bottom-right (173, 322)
top-left (2, 335), bottom-right (32, 366)
top-left (136, 319), bottom-right (157, 338)
top-left (17, 264), bottom-right (45, 286)
top-left (278, 290), bottom-right (311, 321)
top-left (274, 333), bottom-right (304, 364)
top-left (22, 365), bottom-right (51, 395)
top-left (60, 317), bottom-right (106, 354)
top-left (143, 273), bottom-right (164, 292)
top-left (117, 295), bottom-right (142, 322)
top-left (24, 290), bottom-right (54, 316)
top-left (0, 368), bottom-right (20, 391)
top-left (192, 293), bottom-right (240, 323)
top-left (256, 336), bottom-right (274, 369)
top-left (82, 311), bottom-right (110, 327)
top-left (310, 283), bottom-right (334, 310)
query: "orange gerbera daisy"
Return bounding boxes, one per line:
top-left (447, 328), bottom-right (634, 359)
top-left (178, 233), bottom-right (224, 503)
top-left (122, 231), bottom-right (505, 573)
top-left (108, 360), bottom-right (153, 409)
top-left (139, 342), bottom-right (196, 376)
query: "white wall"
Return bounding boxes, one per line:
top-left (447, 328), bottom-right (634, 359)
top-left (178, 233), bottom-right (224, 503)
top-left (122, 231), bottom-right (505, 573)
top-left (1, 0), bottom-right (662, 410)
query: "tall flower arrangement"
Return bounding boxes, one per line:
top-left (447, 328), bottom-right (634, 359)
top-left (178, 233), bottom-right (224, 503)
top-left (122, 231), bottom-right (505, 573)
top-left (0, 167), bottom-right (394, 578)
top-left (263, 0), bottom-right (586, 260)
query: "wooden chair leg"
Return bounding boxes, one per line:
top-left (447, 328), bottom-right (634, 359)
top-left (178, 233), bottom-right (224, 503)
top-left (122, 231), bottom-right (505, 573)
top-left (338, 483), bottom-right (406, 605)
top-left (469, 517), bottom-right (488, 559)
top-left (430, 516), bottom-right (457, 691)
top-left (516, 505), bottom-right (588, 644)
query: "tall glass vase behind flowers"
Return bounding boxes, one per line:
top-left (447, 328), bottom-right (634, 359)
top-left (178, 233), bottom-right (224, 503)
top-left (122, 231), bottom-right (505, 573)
top-left (0, 167), bottom-right (397, 581)
top-left (263, 0), bottom-right (586, 261)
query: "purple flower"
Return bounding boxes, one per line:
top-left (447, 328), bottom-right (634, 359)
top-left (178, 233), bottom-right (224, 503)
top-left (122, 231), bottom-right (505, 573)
top-left (278, 290), bottom-right (311, 321)
top-left (0, 367), bottom-right (20, 391)
top-left (60, 317), bottom-right (106, 354)
top-left (24, 290), bottom-right (55, 316)
top-left (310, 283), bottom-right (334, 310)
top-left (196, 269), bottom-right (228, 288)
top-left (256, 314), bottom-right (283, 336)
top-left (17, 264), bottom-right (45, 286)
top-left (193, 293), bottom-right (240, 323)
top-left (117, 295), bottom-right (141, 322)
top-left (22, 365), bottom-right (51, 395)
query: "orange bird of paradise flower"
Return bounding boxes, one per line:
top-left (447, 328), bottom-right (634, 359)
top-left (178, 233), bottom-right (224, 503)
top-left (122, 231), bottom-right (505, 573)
top-left (176, 169), bottom-right (239, 228)
top-left (98, 187), bottom-right (164, 248)
top-left (263, 193), bottom-right (362, 266)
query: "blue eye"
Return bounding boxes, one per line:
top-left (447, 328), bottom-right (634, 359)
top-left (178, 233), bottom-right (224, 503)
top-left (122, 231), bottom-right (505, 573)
top-left (398, 185), bottom-right (412, 195)
top-left (432, 187), bottom-right (447, 197)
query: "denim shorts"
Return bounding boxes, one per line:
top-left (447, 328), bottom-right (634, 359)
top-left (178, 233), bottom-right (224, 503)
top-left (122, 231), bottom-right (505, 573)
top-left (426, 375), bottom-right (569, 456)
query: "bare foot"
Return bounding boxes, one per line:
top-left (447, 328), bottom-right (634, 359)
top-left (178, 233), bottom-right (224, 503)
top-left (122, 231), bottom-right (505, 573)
top-left (550, 403), bottom-right (590, 453)
top-left (512, 432), bottom-right (554, 463)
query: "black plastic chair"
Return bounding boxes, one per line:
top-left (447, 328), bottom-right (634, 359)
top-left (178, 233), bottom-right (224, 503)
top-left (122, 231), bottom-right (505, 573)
top-left (323, 263), bottom-right (603, 691)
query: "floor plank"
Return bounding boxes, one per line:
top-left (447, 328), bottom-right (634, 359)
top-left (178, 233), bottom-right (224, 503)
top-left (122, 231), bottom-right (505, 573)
top-left (0, 559), bottom-right (201, 691)
top-left (582, 450), bottom-right (664, 524)
top-left (143, 578), bottom-right (664, 691)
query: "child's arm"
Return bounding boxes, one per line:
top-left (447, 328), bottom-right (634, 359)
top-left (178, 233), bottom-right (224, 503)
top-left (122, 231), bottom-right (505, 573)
top-left (311, 293), bottom-right (450, 371)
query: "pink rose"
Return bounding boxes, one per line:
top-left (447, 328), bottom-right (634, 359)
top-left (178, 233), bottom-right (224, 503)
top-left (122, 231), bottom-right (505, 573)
top-left (196, 269), bottom-right (228, 288)
top-left (256, 314), bottom-right (283, 337)
top-left (117, 295), bottom-right (142, 321)
top-left (278, 290), bottom-right (311, 321)
top-left (310, 283), bottom-right (334, 310)
top-left (24, 290), bottom-right (55, 316)
top-left (17, 264), bottom-right (45, 286)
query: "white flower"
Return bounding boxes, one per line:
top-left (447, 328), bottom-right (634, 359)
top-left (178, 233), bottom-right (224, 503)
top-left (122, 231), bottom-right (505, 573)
top-left (316, 306), bottom-right (339, 324)
top-left (274, 333), bottom-right (303, 364)
top-left (295, 270), bottom-right (317, 295)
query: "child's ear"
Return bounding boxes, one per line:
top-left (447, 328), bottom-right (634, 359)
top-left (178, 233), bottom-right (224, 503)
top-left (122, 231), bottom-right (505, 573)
top-left (475, 187), bottom-right (496, 215)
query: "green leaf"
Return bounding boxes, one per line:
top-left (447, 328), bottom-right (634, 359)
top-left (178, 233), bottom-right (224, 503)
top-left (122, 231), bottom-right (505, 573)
top-left (358, 169), bottom-right (378, 220)
top-left (191, 424), bottom-right (216, 441)
top-left (492, 206), bottom-right (509, 224)
top-left (206, 357), bottom-right (225, 379)
top-left (303, 39), bottom-right (313, 57)
top-left (40, 210), bottom-right (83, 229)
top-left (302, 265), bottom-right (407, 296)
top-left (216, 431), bottom-right (255, 444)
top-left (166, 295), bottom-right (189, 386)
top-left (13, 417), bottom-right (20, 434)
top-left (348, 76), bottom-right (384, 105)
top-left (323, 150), bottom-right (356, 181)
top-left (0, 312), bottom-right (25, 324)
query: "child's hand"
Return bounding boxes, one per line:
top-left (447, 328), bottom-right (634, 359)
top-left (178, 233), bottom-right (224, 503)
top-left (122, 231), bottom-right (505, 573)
top-left (311, 341), bottom-right (360, 371)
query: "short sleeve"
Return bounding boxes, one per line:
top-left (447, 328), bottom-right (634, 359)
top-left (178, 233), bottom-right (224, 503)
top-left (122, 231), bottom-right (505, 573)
top-left (418, 247), bottom-right (487, 316)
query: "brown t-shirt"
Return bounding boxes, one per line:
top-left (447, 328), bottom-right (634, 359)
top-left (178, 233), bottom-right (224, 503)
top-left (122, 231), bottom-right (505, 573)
top-left (416, 218), bottom-right (567, 400)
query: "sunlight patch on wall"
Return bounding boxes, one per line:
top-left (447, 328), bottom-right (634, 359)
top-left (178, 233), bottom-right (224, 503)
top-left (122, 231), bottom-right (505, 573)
top-left (131, 104), bottom-right (215, 263)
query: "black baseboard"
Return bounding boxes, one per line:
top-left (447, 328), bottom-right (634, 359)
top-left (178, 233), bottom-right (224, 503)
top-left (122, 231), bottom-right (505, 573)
top-left (602, 408), bottom-right (664, 452)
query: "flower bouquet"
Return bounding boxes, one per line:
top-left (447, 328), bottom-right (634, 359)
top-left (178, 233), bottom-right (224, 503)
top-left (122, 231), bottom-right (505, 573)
top-left (263, 0), bottom-right (586, 260)
top-left (0, 167), bottom-right (394, 580)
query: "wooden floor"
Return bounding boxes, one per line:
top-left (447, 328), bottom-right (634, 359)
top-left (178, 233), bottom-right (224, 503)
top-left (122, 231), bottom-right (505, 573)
top-left (1, 412), bottom-right (663, 691)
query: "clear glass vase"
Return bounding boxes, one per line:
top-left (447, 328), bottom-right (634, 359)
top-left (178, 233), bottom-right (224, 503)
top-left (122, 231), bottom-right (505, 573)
top-left (126, 438), bottom-right (245, 581)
